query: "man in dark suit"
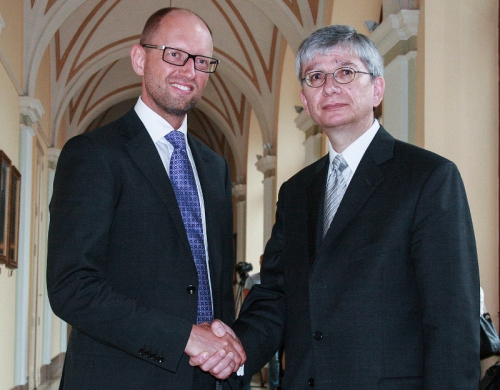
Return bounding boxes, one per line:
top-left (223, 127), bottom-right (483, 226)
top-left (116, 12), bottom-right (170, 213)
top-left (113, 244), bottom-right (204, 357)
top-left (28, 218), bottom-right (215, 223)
top-left (47, 7), bottom-right (244, 389)
top-left (197, 24), bottom-right (480, 389)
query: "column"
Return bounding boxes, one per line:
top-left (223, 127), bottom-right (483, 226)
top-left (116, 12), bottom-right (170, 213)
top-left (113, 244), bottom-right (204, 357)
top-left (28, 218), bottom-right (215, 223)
top-left (255, 154), bottom-right (277, 244)
top-left (295, 109), bottom-right (325, 165)
top-left (370, 9), bottom-right (420, 144)
top-left (14, 97), bottom-right (42, 386)
top-left (232, 183), bottom-right (246, 264)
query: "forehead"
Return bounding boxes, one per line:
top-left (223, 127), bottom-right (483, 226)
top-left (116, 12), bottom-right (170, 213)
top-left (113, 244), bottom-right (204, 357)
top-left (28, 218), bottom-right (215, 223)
top-left (302, 47), bottom-right (364, 74)
top-left (155, 11), bottom-right (213, 55)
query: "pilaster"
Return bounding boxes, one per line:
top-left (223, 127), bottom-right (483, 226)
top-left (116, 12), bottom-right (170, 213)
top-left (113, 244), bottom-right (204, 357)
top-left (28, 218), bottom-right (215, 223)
top-left (255, 155), bottom-right (277, 244)
top-left (371, 10), bottom-right (420, 144)
top-left (232, 183), bottom-right (247, 264)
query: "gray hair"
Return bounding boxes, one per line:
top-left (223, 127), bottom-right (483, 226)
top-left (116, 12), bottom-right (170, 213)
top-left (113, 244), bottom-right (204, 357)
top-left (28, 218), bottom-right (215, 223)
top-left (295, 25), bottom-right (384, 84)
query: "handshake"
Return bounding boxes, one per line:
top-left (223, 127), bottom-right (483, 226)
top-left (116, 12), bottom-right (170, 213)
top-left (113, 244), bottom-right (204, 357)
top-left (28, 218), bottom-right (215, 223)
top-left (184, 320), bottom-right (246, 380)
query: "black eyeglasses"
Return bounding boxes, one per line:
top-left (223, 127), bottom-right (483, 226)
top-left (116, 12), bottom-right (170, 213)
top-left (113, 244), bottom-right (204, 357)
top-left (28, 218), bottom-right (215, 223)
top-left (141, 44), bottom-right (219, 73)
top-left (302, 67), bottom-right (373, 88)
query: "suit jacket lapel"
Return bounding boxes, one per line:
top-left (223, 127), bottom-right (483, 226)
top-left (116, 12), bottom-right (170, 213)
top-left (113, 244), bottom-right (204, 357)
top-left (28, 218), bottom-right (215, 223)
top-left (307, 156), bottom-right (329, 266)
top-left (318, 127), bottom-right (394, 255)
top-left (122, 110), bottom-right (192, 256)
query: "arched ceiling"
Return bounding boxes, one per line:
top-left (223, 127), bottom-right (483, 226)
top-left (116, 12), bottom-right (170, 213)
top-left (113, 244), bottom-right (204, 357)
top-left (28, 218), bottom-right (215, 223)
top-left (23, 0), bottom-right (332, 182)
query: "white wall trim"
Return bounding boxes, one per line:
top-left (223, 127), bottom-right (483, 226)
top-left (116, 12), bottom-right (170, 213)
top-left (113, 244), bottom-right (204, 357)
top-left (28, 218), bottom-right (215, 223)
top-left (370, 10), bottom-right (420, 58)
top-left (20, 97), bottom-right (45, 124)
top-left (14, 125), bottom-right (35, 386)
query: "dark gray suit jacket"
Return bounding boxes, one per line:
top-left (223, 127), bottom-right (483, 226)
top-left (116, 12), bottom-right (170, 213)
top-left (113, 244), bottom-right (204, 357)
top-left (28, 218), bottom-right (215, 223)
top-left (47, 109), bottom-right (236, 389)
top-left (234, 126), bottom-right (480, 389)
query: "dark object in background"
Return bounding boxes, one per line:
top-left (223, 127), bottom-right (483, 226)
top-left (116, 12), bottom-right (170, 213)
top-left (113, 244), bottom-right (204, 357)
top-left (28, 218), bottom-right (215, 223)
top-left (480, 312), bottom-right (500, 360)
top-left (235, 261), bottom-right (253, 283)
top-left (479, 361), bottom-right (500, 390)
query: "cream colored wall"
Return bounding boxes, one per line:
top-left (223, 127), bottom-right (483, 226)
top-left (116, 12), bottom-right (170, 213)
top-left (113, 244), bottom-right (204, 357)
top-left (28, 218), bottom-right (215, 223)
top-left (245, 110), bottom-right (265, 272)
top-left (417, 0), bottom-right (499, 326)
top-left (330, 0), bottom-right (382, 34)
top-left (276, 45), bottom-right (305, 190)
top-left (0, 4), bottom-right (22, 389)
top-left (0, 69), bottom-right (19, 390)
top-left (0, 0), bottom-right (23, 91)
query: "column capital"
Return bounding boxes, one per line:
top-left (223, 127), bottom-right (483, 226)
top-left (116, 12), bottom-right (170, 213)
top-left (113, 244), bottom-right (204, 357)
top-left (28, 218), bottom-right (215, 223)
top-left (295, 110), bottom-right (321, 139)
top-left (382, 0), bottom-right (418, 19)
top-left (48, 148), bottom-right (61, 170)
top-left (19, 96), bottom-right (44, 125)
top-left (232, 183), bottom-right (246, 201)
top-left (255, 155), bottom-right (277, 178)
top-left (370, 10), bottom-right (420, 60)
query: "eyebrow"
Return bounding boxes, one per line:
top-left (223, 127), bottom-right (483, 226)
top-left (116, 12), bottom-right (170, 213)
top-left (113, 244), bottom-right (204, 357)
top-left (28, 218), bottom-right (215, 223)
top-left (303, 60), bottom-right (358, 74)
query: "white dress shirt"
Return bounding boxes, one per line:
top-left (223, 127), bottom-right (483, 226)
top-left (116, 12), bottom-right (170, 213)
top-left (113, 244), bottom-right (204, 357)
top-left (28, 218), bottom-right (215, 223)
top-left (134, 97), bottom-right (213, 298)
top-left (326, 119), bottom-right (380, 183)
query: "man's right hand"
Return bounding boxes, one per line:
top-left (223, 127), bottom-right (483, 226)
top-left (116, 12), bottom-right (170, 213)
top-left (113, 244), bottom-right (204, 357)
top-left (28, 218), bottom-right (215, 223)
top-left (185, 320), bottom-right (246, 379)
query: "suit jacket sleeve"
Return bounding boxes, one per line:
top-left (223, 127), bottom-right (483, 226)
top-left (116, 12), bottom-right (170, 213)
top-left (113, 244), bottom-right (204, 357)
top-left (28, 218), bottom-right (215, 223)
top-left (233, 182), bottom-right (288, 382)
top-left (47, 133), bottom-right (194, 373)
top-left (410, 160), bottom-right (479, 388)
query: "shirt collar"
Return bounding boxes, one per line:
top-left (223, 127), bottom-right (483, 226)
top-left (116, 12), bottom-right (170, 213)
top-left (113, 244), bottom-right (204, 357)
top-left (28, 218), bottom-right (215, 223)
top-left (328, 119), bottom-right (380, 172)
top-left (134, 96), bottom-right (188, 143)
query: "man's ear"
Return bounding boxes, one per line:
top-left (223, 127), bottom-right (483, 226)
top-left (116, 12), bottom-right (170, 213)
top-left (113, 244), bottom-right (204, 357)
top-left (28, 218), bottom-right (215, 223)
top-left (130, 44), bottom-right (146, 76)
top-left (372, 76), bottom-right (385, 107)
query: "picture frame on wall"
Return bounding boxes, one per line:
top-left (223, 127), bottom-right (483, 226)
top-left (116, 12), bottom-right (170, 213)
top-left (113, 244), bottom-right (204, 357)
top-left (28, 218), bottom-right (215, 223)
top-left (0, 151), bottom-right (12, 265)
top-left (7, 166), bottom-right (21, 269)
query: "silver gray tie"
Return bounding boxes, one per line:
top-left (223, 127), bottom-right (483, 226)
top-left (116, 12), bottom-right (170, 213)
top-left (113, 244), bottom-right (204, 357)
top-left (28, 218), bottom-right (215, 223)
top-left (323, 154), bottom-right (348, 236)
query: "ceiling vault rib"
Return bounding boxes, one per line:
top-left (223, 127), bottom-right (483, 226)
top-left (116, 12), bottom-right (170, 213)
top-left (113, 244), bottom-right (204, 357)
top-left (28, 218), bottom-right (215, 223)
top-left (55, 0), bottom-right (110, 81)
top-left (226, 0), bottom-right (278, 92)
top-left (212, 0), bottom-right (261, 93)
top-left (67, 0), bottom-right (121, 84)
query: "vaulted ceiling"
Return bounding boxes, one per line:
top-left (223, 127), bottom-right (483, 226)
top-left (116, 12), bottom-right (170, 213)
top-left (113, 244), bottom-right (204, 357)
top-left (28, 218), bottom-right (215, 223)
top-left (22, 0), bottom-right (342, 182)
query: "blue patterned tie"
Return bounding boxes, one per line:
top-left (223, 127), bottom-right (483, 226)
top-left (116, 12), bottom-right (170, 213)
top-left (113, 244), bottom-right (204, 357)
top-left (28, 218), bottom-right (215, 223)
top-left (166, 131), bottom-right (213, 324)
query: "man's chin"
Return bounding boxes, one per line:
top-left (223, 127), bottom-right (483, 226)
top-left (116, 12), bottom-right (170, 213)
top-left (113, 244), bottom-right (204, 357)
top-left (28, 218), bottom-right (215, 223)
top-left (164, 107), bottom-right (190, 117)
top-left (163, 100), bottom-right (198, 117)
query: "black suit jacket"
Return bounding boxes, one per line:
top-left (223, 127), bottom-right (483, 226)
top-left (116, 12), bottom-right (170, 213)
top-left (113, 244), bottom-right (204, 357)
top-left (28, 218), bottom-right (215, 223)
top-left (234, 126), bottom-right (480, 389)
top-left (47, 109), bottom-right (236, 389)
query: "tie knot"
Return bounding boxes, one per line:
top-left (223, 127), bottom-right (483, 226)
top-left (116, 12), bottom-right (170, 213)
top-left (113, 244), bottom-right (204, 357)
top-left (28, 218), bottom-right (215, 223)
top-left (166, 131), bottom-right (186, 150)
top-left (332, 154), bottom-right (348, 173)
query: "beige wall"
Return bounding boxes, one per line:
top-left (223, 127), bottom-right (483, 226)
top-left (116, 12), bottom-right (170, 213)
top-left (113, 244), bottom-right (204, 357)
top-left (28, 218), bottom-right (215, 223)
top-left (417, 0), bottom-right (499, 322)
top-left (330, 0), bottom-right (383, 34)
top-left (276, 45), bottom-right (305, 191)
top-left (0, 0), bottom-right (23, 91)
top-left (0, 67), bottom-right (19, 387)
top-left (0, 4), bottom-right (23, 389)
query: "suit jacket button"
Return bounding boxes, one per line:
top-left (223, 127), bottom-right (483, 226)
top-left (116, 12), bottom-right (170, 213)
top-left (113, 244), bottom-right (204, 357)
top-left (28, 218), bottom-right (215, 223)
top-left (157, 356), bottom-right (164, 363)
top-left (187, 285), bottom-right (196, 294)
top-left (308, 378), bottom-right (315, 387)
top-left (139, 349), bottom-right (145, 356)
top-left (313, 331), bottom-right (323, 340)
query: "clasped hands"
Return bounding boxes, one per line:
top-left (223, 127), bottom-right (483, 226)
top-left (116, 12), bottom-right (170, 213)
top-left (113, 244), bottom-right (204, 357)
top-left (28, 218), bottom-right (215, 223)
top-left (185, 320), bottom-right (245, 379)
